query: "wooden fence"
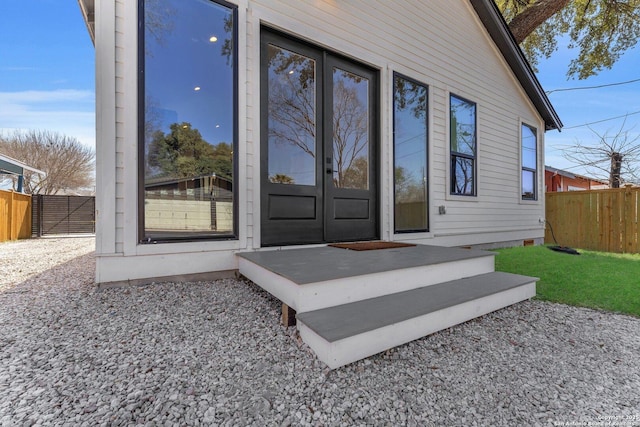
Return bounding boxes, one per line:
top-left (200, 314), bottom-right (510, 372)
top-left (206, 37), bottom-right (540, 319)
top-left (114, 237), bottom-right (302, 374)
top-left (545, 187), bottom-right (640, 253)
top-left (0, 189), bottom-right (32, 242)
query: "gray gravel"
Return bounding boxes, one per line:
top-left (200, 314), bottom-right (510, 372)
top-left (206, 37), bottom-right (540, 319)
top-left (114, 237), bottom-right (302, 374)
top-left (1, 237), bottom-right (639, 426)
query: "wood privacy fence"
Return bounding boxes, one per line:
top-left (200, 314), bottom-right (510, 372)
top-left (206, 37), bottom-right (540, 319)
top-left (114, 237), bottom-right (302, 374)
top-left (545, 187), bottom-right (640, 253)
top-left (0, 190), bottom-right (32, 242)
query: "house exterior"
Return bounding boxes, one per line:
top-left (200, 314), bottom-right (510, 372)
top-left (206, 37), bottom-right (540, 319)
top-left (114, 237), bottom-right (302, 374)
top-left (78, 0), bottom-right (561, 285)
top-left (545, 165), bottom-right (609, 192)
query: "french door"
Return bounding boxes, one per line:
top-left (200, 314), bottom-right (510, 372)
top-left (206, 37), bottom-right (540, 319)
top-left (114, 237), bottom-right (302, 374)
top-left (260, 29), bottom-right (378, 246)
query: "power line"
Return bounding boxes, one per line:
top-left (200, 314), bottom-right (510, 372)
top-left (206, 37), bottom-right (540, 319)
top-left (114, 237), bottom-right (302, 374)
top-left (546, 77), bottom-right (640, 94)
top-left (563, 110), bottom-right (640, 130)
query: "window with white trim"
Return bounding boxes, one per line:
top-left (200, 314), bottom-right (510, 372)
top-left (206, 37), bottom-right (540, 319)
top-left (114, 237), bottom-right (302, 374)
top-left (138, 0), bottom-right (238, 242)
top-left (393, 73), bottom-right (429, 233)
top-left (521, 123), bottom-right (537, 200)
top-left (450, 94), bottom-right (476, 196)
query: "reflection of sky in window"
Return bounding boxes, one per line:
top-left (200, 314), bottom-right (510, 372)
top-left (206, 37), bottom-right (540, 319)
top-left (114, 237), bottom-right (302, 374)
top-left (522, 125), bottom-right (537, 169)
top-left (522, 170), bottom-right (535, 194)
top-left (395, 83), bottom-right (427, 188)
top-left (145, 0), bottom-right (233, 147)
top-left (450, 96), bottom-right (475, 155)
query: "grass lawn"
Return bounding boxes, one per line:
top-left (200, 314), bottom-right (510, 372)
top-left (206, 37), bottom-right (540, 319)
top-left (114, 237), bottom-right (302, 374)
top-left (493, 245), bottom-right (640, 318)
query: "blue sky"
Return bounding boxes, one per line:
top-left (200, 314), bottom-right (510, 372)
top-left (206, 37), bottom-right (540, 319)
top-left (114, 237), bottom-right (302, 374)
top-left (0, 0), bottom-right (95, 148)
top-left (1, 1), bottom-right (638, 180)
top-left (536, 40), bottom-right (640, 177)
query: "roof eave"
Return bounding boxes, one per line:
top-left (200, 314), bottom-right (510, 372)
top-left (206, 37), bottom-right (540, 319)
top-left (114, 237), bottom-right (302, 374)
top-left (77, 0), bottom-right (96, 46)
top-left (469, 0), bottom-right (563, 131)
top-left (0, 153), bottom-right (46, 176)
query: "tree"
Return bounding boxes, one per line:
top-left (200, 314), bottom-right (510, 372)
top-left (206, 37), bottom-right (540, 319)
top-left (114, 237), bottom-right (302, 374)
top-left (561, 119), bottom-right (640, 187)
top-left (269, 174), bottom-right (295, 184)
top-left (395, 166), bottom-right (426, 203)
top-left (496, 0), bottom-right (640, 79)
top-left (210, 142), bottom-right (233, 180)
top-left (331, 75), bottom-right (369, 189)
top-left (0, 130), bottom-right (94, 195)
top-left (148, 122), bottom-right (232, 180)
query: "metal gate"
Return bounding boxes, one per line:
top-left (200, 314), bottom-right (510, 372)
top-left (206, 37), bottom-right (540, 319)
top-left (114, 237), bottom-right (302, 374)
top-left (32, 195), bottom-right (95, 236)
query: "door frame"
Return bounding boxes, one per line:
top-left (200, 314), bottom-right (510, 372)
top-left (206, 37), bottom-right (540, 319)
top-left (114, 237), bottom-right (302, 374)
top-left (259, 27), bottom-right (380, 247)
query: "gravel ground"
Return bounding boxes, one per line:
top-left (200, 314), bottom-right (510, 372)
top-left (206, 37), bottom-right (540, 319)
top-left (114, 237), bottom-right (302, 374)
top-left (1, 237), bottom-right (639, 426)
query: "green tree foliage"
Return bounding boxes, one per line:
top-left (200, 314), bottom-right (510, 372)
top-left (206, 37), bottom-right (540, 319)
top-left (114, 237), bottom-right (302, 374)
top-left (394, 166), bottom-right (426, 204)
top-left (148, 122), bottom-right (232, 180)
top-left (210, 142), bottom-right (233, 179)
top-left (497, 0), bottom-right (640, 79)
top-left (341, 156), bottom-right (369, 189)
top-left (0, 130), bottom-right (94, 195)
top-left (269, 174), bottom-right (295, 184)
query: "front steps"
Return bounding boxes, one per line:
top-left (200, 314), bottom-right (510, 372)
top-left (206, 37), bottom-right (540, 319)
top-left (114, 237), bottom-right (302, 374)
top-left (237, 244), bottom-right (537, 369)
top-left (296, 272), bottom-right (536, 369)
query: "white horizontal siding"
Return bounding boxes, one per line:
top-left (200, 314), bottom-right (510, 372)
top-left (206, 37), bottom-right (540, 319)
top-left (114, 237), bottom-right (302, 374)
top-left (247, 0), bottom-right (546, 245)
top-left (96, 0), bottom-right (548, 282)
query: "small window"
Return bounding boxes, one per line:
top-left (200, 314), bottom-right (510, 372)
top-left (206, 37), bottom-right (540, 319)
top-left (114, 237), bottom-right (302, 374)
top-left (521, 123), bottom-right (537, 200)
top-left (450, 95), bottom-right (477, 196)
top-left (393, 73), bottom-right (428, 233)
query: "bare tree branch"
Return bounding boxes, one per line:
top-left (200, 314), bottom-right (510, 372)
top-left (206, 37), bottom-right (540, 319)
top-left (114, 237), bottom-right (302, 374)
top-left (0, 130), bottom-right (95, 195)
top-left (561, 118), bottom-right (640, 187)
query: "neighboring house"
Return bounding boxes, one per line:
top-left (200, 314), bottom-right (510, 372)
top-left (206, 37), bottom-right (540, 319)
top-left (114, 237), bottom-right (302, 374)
top-left (545, 166), bottom-right (609, 192)
top-left (78, 0), bottom-right (561, 285)
top-left (0, 153), bottom-right (45, 193)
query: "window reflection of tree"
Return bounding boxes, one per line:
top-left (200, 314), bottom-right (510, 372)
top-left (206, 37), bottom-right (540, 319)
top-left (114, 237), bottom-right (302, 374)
top-left (450, 97), bottom-right (476, 195)
top-left (148, 122), bottom-right (232, 181)
top-left (269, 174), bottom-right (295, 184)
top-left (394, 79), bottom-right (427, 120)
top-left (266, 49), bottom-right (371, 189)
top-left (453, 157), bottom-right (474, 195)
top-left (143, 0), bottom-right (234, 180)
top-left (144, 0), bottom-right (176, 54)
top-left (267, 46), bottom-right (317, 159)
top-left (332, 70), bottom-right (369, 189)
top-left (394, 78), bottom-right (427, 204)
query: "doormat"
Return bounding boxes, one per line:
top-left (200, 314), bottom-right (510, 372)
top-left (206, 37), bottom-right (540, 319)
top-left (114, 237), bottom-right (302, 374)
top-left (328, 241), bottom-right (416, 251)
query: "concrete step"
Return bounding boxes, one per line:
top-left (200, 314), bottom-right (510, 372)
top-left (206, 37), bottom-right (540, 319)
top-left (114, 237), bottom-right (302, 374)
top-left (296, 271), bottom-right (537, 369)
top-left (237, 245), bottom-right (495, 312)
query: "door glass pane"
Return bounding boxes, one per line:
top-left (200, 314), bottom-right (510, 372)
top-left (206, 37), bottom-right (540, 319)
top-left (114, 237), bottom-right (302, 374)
top-left (332, 68), bottom-right (369, 189)
top-left (394, 75), bottom-right (428, 232)
top-left (143, 0), bottom-right (235, 239)
top-left (267, 45), bottom-right (316, 186)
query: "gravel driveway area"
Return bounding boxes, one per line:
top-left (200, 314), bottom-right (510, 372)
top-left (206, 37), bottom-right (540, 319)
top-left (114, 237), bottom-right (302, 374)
top-left (1, 237), bottom-right (639, 426)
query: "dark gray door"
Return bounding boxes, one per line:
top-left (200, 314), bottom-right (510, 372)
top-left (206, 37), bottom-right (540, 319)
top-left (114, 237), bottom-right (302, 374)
top-left (260, 30), bottom-right (378, 246)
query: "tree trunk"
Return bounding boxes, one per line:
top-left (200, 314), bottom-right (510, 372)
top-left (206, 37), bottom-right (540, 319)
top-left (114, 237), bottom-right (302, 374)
top-left (610, 152), bottom-right (623, 188)
top-left (508, 0), bottom-right (571, 44)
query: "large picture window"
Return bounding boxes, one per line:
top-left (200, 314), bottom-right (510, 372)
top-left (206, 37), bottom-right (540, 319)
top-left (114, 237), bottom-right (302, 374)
top-left (450, 94), bottom-right (477, 196)
top-left (521, 123), bottom-right (537, 200)
top-left (393, 74), bottom-right (428, 233)
top-left (139, 0), bottom-right (237, 242)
